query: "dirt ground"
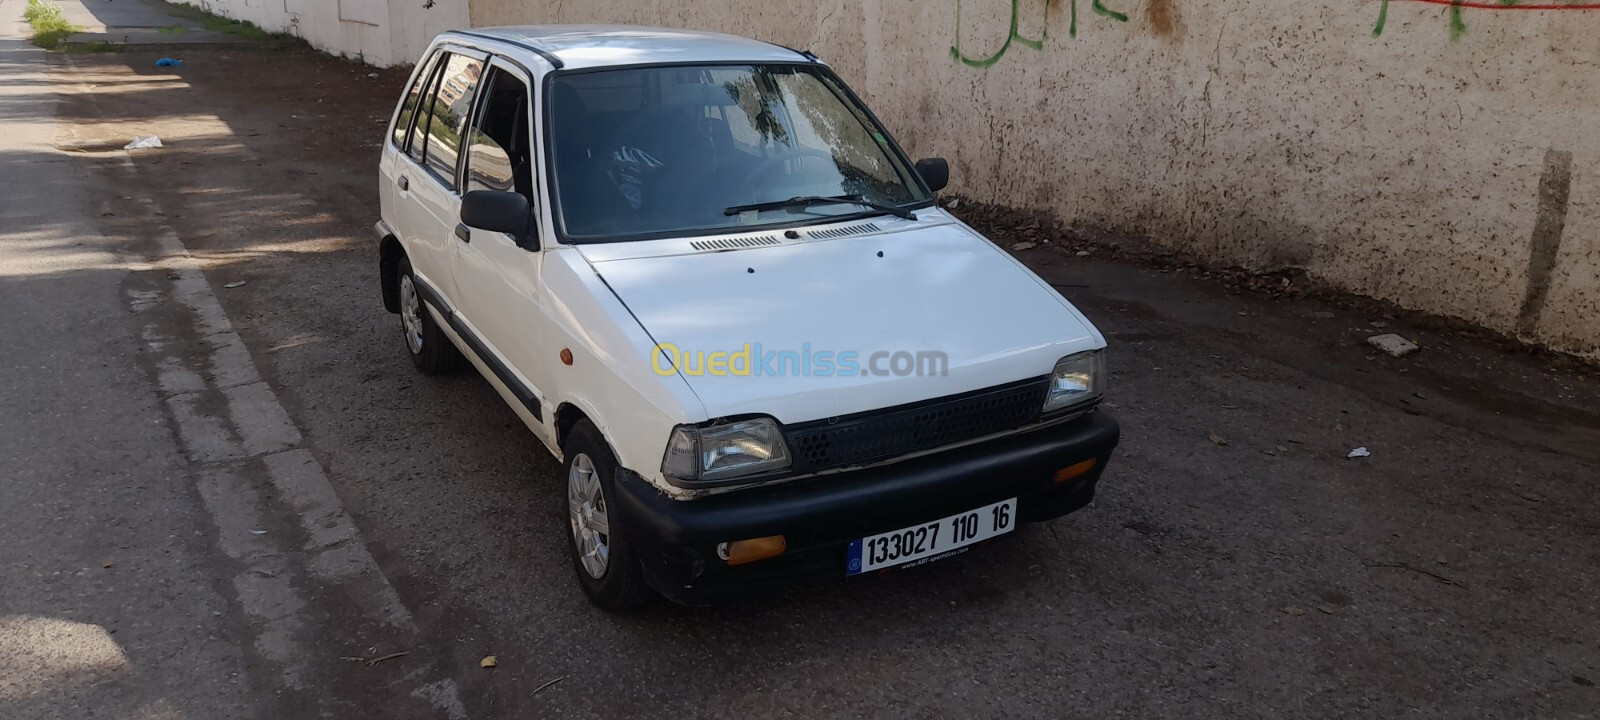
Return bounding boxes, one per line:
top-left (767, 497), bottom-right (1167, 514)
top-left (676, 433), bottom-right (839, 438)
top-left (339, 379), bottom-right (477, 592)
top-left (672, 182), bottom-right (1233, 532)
top-left (49, 47), bottom-right (1600, 718)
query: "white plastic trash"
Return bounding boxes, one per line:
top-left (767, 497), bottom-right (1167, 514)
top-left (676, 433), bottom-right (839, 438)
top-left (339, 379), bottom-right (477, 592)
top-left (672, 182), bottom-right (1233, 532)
top-left (1347, 447), bottom-right (1371, 459)
top-left (124, 136), bottom-right (163, 150)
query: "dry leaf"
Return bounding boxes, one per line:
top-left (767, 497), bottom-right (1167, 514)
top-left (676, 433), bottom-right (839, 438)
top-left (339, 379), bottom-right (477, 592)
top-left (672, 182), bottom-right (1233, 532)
top-left (480, 655), bottom-right (498, 668)
top-left (1208, 431), bottom-right (1228, 446)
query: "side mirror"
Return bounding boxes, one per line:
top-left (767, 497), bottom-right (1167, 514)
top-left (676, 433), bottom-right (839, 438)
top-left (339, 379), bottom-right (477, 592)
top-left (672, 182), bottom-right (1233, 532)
top-left (461, 190), bottom-right (537, 249)
top-left (915, 157), bottom-right (949, 193)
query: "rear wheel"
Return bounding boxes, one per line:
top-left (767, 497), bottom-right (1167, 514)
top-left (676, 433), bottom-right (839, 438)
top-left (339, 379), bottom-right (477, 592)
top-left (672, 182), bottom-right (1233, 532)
top-left (563, 419), bottom-right (654, 610)
top-left (397, 256), bottom-right (463, 374)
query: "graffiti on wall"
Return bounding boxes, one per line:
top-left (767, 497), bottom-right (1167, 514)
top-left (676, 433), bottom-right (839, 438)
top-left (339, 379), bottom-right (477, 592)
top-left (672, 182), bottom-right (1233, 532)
top-left (1373, 0), bottom-right (1600, 40)
top-left (950, 0), bottom-right (1129, 68)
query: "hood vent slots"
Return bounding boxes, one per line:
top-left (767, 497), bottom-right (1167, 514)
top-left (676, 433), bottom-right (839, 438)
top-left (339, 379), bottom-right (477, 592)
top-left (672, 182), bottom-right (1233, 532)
top-left (690, 235), bottom-right (782, 252)
top-left (807, 222), bottom-right (881, 240)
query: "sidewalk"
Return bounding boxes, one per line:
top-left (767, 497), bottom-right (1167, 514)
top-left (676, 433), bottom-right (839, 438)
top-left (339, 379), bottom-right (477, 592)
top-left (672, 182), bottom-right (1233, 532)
top-left (51, 0), bottom-right (254, 48)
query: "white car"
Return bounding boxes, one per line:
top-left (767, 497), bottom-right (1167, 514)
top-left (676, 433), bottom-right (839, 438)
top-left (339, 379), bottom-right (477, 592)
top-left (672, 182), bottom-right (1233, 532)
top-left (376, 26), bottom-right (1120, 609)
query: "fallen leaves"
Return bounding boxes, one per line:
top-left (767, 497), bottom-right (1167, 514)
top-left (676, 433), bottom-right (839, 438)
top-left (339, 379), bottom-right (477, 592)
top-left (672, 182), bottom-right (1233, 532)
top-left (480, 655), bottom-right (497, 668)
top-left (1208, 431), bottom-right (1228, 446)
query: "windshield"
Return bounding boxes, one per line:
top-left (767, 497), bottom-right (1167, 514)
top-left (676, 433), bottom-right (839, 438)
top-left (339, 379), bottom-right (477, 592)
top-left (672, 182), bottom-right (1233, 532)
top-left (546, 64), bottom-right (930, 241)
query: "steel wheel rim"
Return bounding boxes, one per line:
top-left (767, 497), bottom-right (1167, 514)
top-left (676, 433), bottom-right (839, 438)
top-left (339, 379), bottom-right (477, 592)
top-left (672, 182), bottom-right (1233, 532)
top-left (567, 452), bottom-right (610, 579)
top-left (399, 275), bottom-right (424, 354)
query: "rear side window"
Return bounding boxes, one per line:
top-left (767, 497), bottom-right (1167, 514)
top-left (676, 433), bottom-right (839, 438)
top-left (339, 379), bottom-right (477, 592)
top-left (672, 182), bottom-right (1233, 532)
top-left (405, 57), bottom-right (445, 164)
top-left (419, 53), bottom-right (485, 188)
top-left (391, 50), bottom-right (442, 150)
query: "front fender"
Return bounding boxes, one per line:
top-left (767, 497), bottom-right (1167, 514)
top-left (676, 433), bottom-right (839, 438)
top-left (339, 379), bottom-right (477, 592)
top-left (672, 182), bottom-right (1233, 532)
top-left (538, 247), bottom-right (707, 496)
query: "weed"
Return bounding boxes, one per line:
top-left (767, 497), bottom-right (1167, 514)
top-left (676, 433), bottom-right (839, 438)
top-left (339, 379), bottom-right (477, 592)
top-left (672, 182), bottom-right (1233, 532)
top-left (24, 0), bottom-right (78, 50)
top-left (157, 1), bottom-right (305, 46)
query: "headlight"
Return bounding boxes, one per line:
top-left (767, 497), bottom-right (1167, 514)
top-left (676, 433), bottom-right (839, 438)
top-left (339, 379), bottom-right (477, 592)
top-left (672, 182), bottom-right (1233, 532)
top-left (1043, 350), bottom-right (1105, 413)
top-left (661, 417), bottom-right (792, 484)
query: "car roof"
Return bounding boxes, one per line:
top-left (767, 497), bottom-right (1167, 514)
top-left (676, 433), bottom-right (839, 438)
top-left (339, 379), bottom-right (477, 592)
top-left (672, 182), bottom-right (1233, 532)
top-left (443, 25), bottom-right (813, 71)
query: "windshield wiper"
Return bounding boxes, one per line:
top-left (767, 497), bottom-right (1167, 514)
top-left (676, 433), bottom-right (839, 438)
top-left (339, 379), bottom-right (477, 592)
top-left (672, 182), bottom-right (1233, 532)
top-left (724, 194), bottom-right (917, 221)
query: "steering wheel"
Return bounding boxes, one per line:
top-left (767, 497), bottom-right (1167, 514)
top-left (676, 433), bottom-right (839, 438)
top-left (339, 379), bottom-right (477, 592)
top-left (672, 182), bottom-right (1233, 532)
top-left (739, 148), bottom-right (837, 194)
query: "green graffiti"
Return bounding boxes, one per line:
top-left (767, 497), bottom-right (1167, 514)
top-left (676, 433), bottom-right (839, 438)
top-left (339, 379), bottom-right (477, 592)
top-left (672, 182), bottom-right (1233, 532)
top-left (950, 0), bottom-right (1047, 68)
top-left (1373, 0), bottom-right (1600, 40)
top-left (1092, 0), bottom-right (1129, 22)
top-left (1450, 0), bottom-right (1468, 40)
top-left (952, 0), bottom-right (1128, 65)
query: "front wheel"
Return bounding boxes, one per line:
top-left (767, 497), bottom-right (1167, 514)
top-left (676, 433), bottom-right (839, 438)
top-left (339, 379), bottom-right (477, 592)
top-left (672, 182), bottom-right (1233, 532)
top-left (563, 419), bottom-right (654, 610)
top-left (396, 256), bottom-right (462, 374)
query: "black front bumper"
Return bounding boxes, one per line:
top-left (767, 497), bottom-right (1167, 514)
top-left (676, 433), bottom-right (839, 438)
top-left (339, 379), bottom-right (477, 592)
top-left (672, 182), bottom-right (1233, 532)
top-left (611, 411), bottom-right (1120, 605)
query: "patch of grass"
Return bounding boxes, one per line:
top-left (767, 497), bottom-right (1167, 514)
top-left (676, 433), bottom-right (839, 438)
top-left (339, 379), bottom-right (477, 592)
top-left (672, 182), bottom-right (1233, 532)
top-left (157, 1), bottom-right (304, 46)
top-left (24, 0), bottom-right (79, 50)
top-left (156, 25), bottom-right (187, 34)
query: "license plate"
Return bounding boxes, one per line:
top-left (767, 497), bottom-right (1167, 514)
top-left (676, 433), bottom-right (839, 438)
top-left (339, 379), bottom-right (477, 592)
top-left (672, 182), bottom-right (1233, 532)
top-left (846, 498), bottom-right (1017, 576)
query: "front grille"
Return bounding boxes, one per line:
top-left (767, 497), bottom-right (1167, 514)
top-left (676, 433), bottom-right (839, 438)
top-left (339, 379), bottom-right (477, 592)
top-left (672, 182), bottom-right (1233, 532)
top-left (784, 378), bottom-right (1049, 474)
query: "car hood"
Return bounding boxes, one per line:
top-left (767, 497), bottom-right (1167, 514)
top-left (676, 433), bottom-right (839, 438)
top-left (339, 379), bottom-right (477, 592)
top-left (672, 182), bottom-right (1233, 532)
top-left (580, 217), bottom-right (1103, 424)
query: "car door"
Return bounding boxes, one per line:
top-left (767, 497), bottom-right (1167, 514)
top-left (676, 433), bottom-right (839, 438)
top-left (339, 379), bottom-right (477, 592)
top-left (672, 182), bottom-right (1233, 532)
top-left (390, 47), bottom-right (487, 313)
top-left (379, 46), bottom-right (439, 251)
top-left (451, 59), bottom-right (549, 426)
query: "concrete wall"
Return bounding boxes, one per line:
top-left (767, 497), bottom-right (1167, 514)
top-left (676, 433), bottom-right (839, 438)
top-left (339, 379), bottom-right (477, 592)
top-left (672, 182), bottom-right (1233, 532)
top-left (223, 0), bottom-right (1600, 359)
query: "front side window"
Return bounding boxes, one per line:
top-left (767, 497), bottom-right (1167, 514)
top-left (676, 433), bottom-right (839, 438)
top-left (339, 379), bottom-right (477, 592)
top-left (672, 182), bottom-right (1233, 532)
top-left (547, 64), bottom-right (929, 241)
top-left (464, 67), bottom-right (533, 202)
top-left (419, 53), bottom-right (484, 188)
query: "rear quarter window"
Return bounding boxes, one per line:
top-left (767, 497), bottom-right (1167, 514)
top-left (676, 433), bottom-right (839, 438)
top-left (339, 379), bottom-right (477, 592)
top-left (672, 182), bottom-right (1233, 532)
top-left (392, 50), bottom-right (441, 150)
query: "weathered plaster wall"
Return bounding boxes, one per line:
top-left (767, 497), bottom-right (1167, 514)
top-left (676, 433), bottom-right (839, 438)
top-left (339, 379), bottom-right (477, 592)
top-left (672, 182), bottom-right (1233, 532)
top-left (171, 0), bottom-right (466, 66)
top-left (462, 0), bottom-right (1600, 358)
top-left (200, 0), bottom-right (1597, 357)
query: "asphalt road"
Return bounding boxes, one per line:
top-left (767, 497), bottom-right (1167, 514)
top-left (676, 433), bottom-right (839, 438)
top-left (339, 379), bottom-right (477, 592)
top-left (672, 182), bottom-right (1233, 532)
top-left (4, 13), bottom-right (1600, 719)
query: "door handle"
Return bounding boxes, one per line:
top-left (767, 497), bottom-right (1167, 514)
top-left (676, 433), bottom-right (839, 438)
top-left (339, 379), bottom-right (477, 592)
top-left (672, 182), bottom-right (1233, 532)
top-left (455, 223), bottom-right (471, 243)
top-left (398, 175), bottom-right (409, 191)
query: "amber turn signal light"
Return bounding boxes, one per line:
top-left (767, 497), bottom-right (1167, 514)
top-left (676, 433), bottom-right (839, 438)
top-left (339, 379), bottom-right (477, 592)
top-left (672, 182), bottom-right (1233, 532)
top-left (1053, 459), bottom-right (1097, 484)
top-left (718, 535), bottom-right (787, 566)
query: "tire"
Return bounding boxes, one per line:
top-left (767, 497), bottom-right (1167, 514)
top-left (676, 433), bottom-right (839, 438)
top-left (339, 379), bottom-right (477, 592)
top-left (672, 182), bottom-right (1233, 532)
top-left (562, 419), bottom-right (655, 610)
top-left (396, 256), bottom-right (463, 374)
